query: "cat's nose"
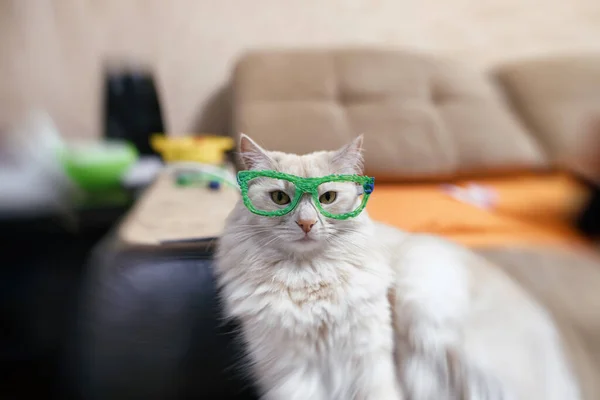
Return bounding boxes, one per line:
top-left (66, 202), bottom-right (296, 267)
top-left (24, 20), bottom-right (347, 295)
top-left (296, 219), bottom-right (317, 233)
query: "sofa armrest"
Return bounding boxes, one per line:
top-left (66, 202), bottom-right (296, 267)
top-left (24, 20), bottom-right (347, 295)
top-left (70, 235), bottom-right (257, 400)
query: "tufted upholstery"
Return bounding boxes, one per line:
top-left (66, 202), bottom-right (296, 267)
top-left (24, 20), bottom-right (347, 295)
top-left (495, 56), bottom-right (600, 183)
top-left (232, 49), bottom-right (548, 180)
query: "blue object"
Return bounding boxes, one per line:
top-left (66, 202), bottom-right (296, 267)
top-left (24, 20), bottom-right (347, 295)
top-left (208, 180), bottom-right (221, 190)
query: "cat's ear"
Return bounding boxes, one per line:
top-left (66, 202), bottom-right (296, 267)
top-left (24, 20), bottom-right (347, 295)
top-left (332, 135), bottom-right (364, 174)
top-left (239, 133), bottom-right (272, 170)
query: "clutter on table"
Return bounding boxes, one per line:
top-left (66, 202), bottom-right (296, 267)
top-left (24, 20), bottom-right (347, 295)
top-left (150, 134), bottom-right (234, 165)
top-left (168, 163), bottom-right (238, 191)
top-left (0, 111), bottom-right (78, 217)
top-left (60, 140), bottom-right (139, 192)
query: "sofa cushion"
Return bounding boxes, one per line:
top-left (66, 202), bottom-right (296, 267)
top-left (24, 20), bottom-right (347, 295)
top-left (478, 246), bottom-right (600, 400)
top-left (232, 49), bottom-right (547, 180)
top-left (494, 55), bottom-right (600, 183)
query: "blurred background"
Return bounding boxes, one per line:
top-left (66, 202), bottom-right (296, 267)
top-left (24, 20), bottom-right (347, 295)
top-left (2, 1), bottom-right (600, 399)
top-left (2, 0), bottom-right (600, 138)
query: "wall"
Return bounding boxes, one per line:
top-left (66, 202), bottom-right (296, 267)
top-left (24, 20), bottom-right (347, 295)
top-left (1, 0), bottom-right (600, 139)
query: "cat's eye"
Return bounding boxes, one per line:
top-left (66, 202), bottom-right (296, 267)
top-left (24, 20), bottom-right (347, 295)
top-left (319, 191), bottom-right (337, 204)
top-left (270, 190), bottom-right (291, 205)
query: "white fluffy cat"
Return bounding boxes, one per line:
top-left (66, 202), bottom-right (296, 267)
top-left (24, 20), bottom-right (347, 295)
top-left (215, 134), bottom-right (580, 400)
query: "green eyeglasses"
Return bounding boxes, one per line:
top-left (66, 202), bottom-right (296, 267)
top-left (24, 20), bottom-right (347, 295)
top-left (237, 170), bottom-right (375, 220)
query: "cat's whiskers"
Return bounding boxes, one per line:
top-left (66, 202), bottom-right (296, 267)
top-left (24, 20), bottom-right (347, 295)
top-left (260, 235), bottom-right (282, 248)
top-left (228, 228), bottom-right (279, 242)
top-left (324, 230), bottom-right (369, 250)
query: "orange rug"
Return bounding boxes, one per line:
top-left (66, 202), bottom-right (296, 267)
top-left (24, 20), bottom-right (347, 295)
top-left (367, 172), bottom-right (592, 248)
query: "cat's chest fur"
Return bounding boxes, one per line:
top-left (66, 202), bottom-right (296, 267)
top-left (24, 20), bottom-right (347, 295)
top-left (219, 253), bottom-right (393, 352)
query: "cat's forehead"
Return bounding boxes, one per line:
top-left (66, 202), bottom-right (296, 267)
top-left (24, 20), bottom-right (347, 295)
top-left (268, 150), bottom-right (334, 177)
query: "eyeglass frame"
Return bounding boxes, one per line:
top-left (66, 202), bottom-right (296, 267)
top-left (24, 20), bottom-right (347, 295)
top-left (236, 170), bottom-right (375, 220)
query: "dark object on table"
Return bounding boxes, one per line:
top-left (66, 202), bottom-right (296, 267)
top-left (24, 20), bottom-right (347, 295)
top-left (577, 184), bottom-right (600, 237)
top-left (103, 68), bottom-right (165, 156)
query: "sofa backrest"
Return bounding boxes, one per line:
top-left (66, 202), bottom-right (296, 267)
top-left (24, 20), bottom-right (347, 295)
top-left (495, 55), bottom-right (600, 183)
top-left (232, 49), bottom-right (549, 181)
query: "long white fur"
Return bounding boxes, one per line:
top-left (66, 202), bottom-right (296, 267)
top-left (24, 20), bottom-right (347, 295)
top-left (215, 135), bottom-right (580, 400)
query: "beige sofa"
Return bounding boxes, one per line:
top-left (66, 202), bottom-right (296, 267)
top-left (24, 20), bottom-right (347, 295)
top-left (231, 49), bottom-right (600, 399)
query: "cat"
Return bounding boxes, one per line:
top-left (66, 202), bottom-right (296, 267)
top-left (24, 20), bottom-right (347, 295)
top-left (215, 134), bottom-right (580, 400)
top-left (216, 134), bottom-right (401, 400)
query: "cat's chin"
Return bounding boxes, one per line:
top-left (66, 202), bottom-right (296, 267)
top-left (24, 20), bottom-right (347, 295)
top-left (284, 235), bottom-right (325, 254)
top-left (295, 235), bottom-right (317, 243)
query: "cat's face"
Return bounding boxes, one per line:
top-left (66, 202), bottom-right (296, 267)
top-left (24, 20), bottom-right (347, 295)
top-left (235, 134), bottom-right (370, 256)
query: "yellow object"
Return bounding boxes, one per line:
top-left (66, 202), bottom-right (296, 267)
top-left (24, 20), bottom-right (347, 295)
top-left (150, 134), bottom-right (234, 165)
